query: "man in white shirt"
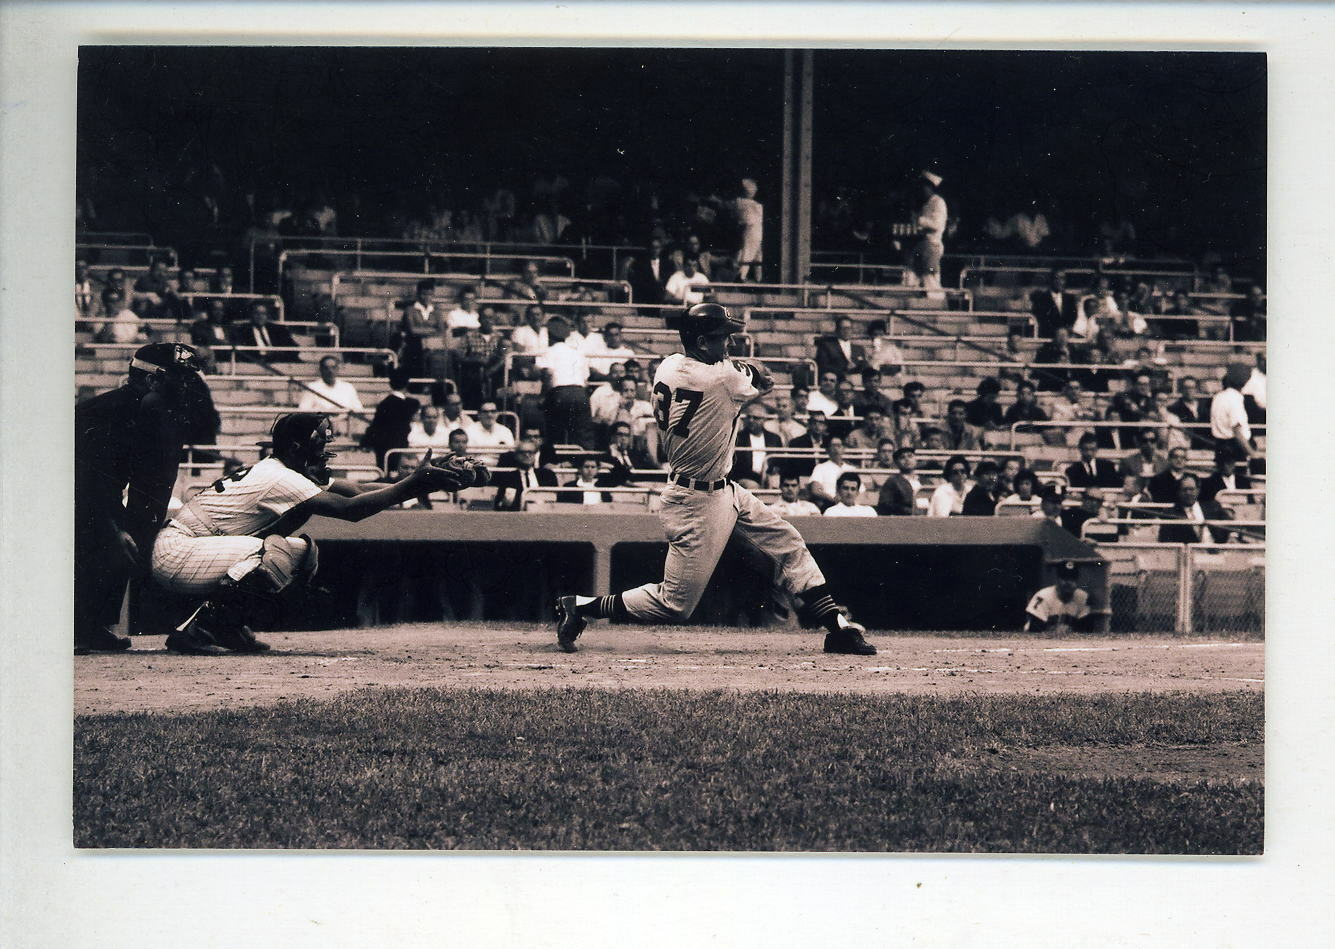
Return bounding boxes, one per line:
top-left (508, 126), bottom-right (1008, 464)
top-left (595, 377), bottom-right (655, 439)
top-left (407, 404), bottom-right (457, 450)
top-left (589, 362), bottom-right (627, 421)
top-left (866, 320), bottom-right (905, 376)
top-left (769, 475), bottom-right (821, 518)
top-left (664, 256), bottom-right (710, 306)
top-left (510, 304), bottom-right (550, 356)
top-left (824, 472), bottom-right (877, 517)
top-left (562, 457), bottom-right (605, 506)
top-left (582, 322), bottom-right (637, 375)
top-left (445, 287), bottom-right (482, 331)
top-left (1210, 362), bottom-right (1259, 465)
top-left (808, 437), bottom-right (856, 507)
top-left (928, 456), bottom-right (973, 517)
top-left (463, 401), bottom-right (515, 465)
top-left (537, 315), bottom-right (594, 449)
top-left (95, 289), bottom-right (151, 344)
top-left (1241, 353), bottom-right (1266, 410)
top-left (806, 371), bottom-right (841, 418)
top-left (297, 355), bottom-right (364, 415)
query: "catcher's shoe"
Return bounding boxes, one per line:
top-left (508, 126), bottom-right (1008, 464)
top-left (823, 622), bottom-right (876, 656)
top-left (555, 595), bottom-right (586, 653)
top-left (74, 626), bottom-right (132, 655)
top-left (211, 622), bottom-right (272, 654)
top-left (165, 621), bottom-right (227, 656)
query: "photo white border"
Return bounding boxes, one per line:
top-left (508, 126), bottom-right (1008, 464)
top-left (3, 3), bottom-right (1332, 945)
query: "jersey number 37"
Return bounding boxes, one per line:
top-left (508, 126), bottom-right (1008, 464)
top-left (652, 384), bottom-right (704, 437)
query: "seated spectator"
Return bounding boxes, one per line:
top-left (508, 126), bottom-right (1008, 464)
top-left (1146, 446), bottom-right (1194, 504)
top-left (1002, 380), bottom-right (1049, 433)
top-left (808, 437), bottom-right (856, 507)
top-left (789, 385), bottom-right (811, 418)
top-left (1169, 375), bottom-right (1212, 449)
top-left (1078, 274), bottom-right (1119, 323)
top-left (1105, 293), bottom-right (1150, 350)
top-left (361, 369), bottom-right (421, 471)
top-left (876, 446), bottom-right (924, 516)
top-left (1145, 388), bottom-right (1190, 450)
top-left (228, 301), bottom-right (296, 362)
top-left (1061, 488), bottom-right (1106, 536)
top-left (770, 474), bottom-right (822, 518)
top-left (1200, 449), bottom-right (1254, 504)
top-left (854, 367), bottom-right (896, 416)
top-left (599, 421), bottom-right (657, 478)
top-left (827, 378), bottom-right (861, 439)
top-left (594, 377), bottom-right (654, 445)
top-left (589, 362), bottom-right (628, 422)
top-left (624, 235), bottom-right (668, 305)
top-left (1047, 378), bottom-right (1095, 445)
top-left (506, 261), bottom-right (548, 304)
top-left (1065, 433), bottom-right (1122, 488)
top-left (806, 371), bottom-right (841, 418)
top-left (684, 233), bottom-right (713, 278)
top-left (1070, 296), bottom-right (1103, 343)
top-left (846, 406), bottom-right (889, 451)
top-left (510, 304), bottom-right (550, 357)
top-left (1157, 474), bottom-right (1228, 543)
top-left (731, 402), bottom-right (782, 486)
top-left (664, 256), bottom-right (710, 306)
top-left (920, 426), bottom-right (947, 451)
top-left (901, 380), bottom-right (928, 417)
top-left (1119, 428), bottom-right (1169, 481)
top-left (1077, 343), bottom-right (1116, 395)
top-left (1033, 326), bottom-right (1085, 392)
top-left (561, 457), bottom-right (605, 505)
top-left (1024, 561), bottom-right (1106, 633)
top-left (965, 377), bottom-right (1005, 431)
top-left (439, 392), bottom-right (475, 434)
top-left (582, 322), bottom-right (637, 375)
top-left (492, 439), bottom-right (558, 511)
top-left (297, 356), bottom-right (365, 436)
top-left (765, 393), bottom-right (806, 445)
top-left (498, 424), bottom-right (559, 471)
top-left (815, 316), bottom-right (870, 381)
top-left (75, 258), bottom-right (101, 320)
top-left (928, 455), bottom-right (972, 517)
top-left (94, 289), bottom-right (151, 344)
top-left (407, 404), bottom-right (456, 450)
top-left (1229, 285), bottom-right (1266, 342)
top-left (446, 286), bottom-right (482, 331)
top-left (824, 472), bottom-right (877, 517)
top-left (1000, 468), bottom-right (1040, 507)
top-left (210, 265), bottom-right (236, 295)
top-left (866, 321), bottom-right (905, 377)
top-left (859, 438), bottom-right (899, 495)
top-left (1105, 370), bottom-right (1153, 449)
top-left (1123, 346), bottom-right (1172, 393)
top-left (1029, 269), bottom-right (1076, 338)
top-left (1032, 485), bottom-right (1064, 525)
top-left (940, 399), bottom-right (986, 451)
top-left (565, 312), bottom-right (593, 350)
top-left (962, 459), bottom-right (1001, 515)
top-left (187, 302), bottom-right (229, 366)
top-left (995, 457), bottom-right (1022, 497)
top-left (464, 401), bottom-right (516, 465)
top-left (889, 398), bottom-right (922, 449)
top-left (131, 258), bottom-right (178, 318)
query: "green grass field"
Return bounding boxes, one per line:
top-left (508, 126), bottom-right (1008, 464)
top-left (74, 687), bottom-right (1262, 853)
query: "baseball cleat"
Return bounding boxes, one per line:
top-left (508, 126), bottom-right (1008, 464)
top-left (165, 622), bottom-right (227, 656)
top-left (823, 622), bottom-right (876, 656)
top-left (555, 595), bottom-right (587, 653)
top-left (212, 623), bottom-right (272, 654)
top-left (74, 626), bottom-right (133, 655)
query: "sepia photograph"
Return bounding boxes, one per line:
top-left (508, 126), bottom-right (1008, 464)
top-left (69, 45), bottom-right (1266, 854)
top-left (4, 3), bottom-right (1334, 945)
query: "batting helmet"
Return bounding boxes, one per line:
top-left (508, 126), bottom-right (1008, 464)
top-left (672, 302), bottom-right (745, 336)
top-left (129, 342), bottom-right (205, 377)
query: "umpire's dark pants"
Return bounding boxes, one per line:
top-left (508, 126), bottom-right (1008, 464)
top-left (73, 503), bottom-right (131, 643)
top-left (545, 385), bottom-right (594, 450)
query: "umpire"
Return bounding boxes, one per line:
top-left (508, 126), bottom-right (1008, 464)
top-left (74, 342), bottom-right (206, 653)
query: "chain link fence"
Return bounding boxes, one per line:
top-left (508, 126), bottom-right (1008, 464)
top-left (1096, 542), bottom-right (1264, 634)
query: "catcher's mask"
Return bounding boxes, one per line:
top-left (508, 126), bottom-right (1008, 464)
top-left (268, 412), bottom-right (337, 484)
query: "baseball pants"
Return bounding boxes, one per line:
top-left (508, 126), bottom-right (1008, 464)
top-left (151, 523), bottom-right (308, 596)
top-left (620, 481), bottom-right (826, 623)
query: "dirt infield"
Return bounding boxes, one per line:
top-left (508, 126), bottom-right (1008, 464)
top-left (75, 622), bottom-right (1264, 716)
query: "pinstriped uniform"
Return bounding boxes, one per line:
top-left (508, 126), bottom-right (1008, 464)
top-left (619, 354), bottom-right (826, 622)
top-left (151, 457), bottom-right (321, 595)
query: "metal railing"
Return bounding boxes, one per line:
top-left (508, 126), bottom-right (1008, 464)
top-left (279, 248), bottom-right (576, 289)
top-left (76, 243), bottom-right (178, 267)
top-left (1096, 541), bottom-right (1264, 633)
top-left (328, 270), bottom-right (634, 311)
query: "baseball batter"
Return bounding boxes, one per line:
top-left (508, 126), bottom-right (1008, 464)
top-left (151, 412), bottom-right (479, 654)
top-left (556, 303), bottom-right (876, 655)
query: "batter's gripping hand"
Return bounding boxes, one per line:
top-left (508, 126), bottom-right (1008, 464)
top-left (736, 359), bottom-right (774, 394)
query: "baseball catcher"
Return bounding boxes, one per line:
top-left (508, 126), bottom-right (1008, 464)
top-left (555, 302), bottom-right (875, 655)
top-left (150, 411), bottom-right (486, 654)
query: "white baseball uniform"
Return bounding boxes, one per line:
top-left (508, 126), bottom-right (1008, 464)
top-left (1024, 585), bottom-right (1091, 632)
top-left (151, 456), bottom-right (321, 595)
top-left (618, 353), bottom-right (826, 622)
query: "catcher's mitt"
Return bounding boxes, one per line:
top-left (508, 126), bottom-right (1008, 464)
top-left (428, 450), bottom-right (491, 489)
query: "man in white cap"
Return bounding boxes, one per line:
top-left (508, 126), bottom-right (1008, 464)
top-left (908, 170), bottom-right (947, 294)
